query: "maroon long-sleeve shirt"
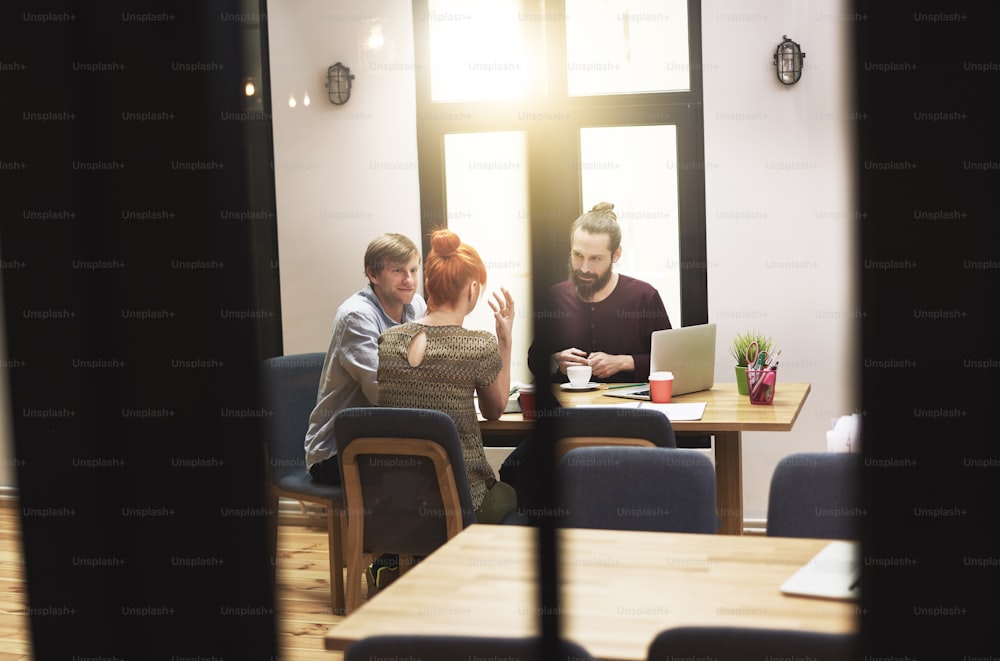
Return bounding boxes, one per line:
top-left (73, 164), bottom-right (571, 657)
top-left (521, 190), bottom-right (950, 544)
top-left (529, 274), bottom-right (672, 383)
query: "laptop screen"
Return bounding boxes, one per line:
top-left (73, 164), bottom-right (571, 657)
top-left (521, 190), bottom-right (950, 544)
top-left (602, 323), bottom-right (716, 400)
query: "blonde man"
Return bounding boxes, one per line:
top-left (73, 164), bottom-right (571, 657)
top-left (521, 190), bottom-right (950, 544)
top-left (304, 233), bottom-right (427, 484)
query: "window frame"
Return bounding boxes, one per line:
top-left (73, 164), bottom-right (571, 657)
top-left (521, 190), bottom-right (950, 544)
top-left (412, 0), bottom-right (707, 326)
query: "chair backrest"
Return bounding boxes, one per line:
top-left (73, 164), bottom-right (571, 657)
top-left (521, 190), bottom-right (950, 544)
top-left (557, 446), bottom-right (718, 533)
top-left (647, 626), bottom-right (857, 661)
top-left (345, 635), bottom-right (596, 661)
top-left (334, 407), bottom-right (476, 557)
top-left (767, 452), bottom-right (861, 539)
top-left (260, 352), bottom-right (326, 481)
top-left (553, 407), bottom-right (676, 462)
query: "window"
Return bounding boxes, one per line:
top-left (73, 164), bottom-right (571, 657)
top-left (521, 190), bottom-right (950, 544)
top-left (414, 0), bottom-right (707, 384)
top-left (564, 0), bottom-right (691, 96)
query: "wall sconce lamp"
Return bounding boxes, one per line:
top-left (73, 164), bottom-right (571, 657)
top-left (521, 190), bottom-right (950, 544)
top-left (326, 62), bottom-right (355, 105)
top-left (773, 36), bottom-right (805, 85)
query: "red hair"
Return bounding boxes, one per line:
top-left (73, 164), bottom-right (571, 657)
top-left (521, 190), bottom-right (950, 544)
top-left (423, 229), bottom-right (487, 308)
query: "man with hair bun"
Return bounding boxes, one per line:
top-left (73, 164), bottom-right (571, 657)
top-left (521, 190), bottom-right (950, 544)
top-left (529, 201), bottom-right (672, 384)
top-left (508, 204), bottom-right (674, 517)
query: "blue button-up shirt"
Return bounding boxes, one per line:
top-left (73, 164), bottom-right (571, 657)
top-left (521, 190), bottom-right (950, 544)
top-left (304, 285), bottom-right (426, 470)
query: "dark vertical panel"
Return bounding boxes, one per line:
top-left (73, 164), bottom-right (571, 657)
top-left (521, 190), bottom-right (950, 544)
top-left (247, 0), bottom-right (284, 359)
top-left (1, 2), bottom-right (279, 657)
top-left (676, 103), bottom-right (708, 326)
top-left (854, 1), bottom-right (995, 654)
top-left (676, 0), bottom-right (708, 327)
top-left (412, 0), bottom-right (445, 255)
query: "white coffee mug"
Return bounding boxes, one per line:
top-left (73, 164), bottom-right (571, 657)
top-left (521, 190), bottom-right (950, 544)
top-left (566, 365), bottom-right (592, 386)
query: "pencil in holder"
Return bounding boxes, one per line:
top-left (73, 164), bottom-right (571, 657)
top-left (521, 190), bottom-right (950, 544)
top-left (747, 369), bottom-right (777, 405)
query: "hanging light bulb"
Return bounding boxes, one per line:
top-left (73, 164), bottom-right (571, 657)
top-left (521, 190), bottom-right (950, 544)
top-left (303, 91), bottom-right (311, 106)
top-left (366, 24), bottom-right (385, 50)
top-left (243, 77), bottom-right (256, 97)
top-left (288, 94), bottom-right (297, 108)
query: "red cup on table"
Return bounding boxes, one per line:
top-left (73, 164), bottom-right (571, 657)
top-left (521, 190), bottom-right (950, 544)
top-left (518, 384), bottom-right (537, 419)
top-left (648, 371), bottom-right (674, 403)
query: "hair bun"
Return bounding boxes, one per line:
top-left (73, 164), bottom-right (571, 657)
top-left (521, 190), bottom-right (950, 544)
top-left (590, 201), bottom-right (617, 222)
top-left (430, 229), bottom-right (461, 257)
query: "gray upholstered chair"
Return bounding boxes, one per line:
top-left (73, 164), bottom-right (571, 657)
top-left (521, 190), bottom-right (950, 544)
top-left (557, 445), bottom-right (718, 533)
top-left (260, 352), bottom-right (346, 613)
top-left (647, 626), bottom-right (857, 661)
top-left (345, 635), bottom-right (596, 661)
top-left (767, 452), bottom-right (861, 539)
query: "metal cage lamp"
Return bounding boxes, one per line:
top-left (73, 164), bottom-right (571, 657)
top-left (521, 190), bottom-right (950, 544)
top-left (326, 62), bottom-right (355, 105)
top-left (773, 36), bottom-right (805, 85)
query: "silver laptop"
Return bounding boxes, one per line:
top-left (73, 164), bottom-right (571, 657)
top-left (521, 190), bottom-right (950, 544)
top-left (779, 540), bottom-right (861, 601)
top-left (603, 323), bottom-right (717, 400)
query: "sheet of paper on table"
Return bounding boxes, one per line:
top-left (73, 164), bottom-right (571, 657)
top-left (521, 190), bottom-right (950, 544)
top-left (575, 401), bottom-right (707, 421)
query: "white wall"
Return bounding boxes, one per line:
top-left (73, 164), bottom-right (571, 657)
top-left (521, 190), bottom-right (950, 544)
top-left (702, 0), bottom-right (857, 519)
top-left (267, 0), bottom-right (423, 354)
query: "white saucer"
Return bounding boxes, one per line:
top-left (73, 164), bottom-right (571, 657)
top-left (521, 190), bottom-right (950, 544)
top-left (560, 382), bottom-right (600, 391)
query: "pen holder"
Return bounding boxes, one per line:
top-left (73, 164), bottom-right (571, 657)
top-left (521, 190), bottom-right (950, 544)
top-left (747, 369), bottom-right (776, 405)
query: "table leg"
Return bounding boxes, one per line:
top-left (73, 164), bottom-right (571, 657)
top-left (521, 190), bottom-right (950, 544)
top-left (713, 431), bottom-right (743, 535)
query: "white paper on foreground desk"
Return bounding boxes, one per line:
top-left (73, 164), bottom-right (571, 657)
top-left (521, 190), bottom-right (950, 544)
top-left (576, 401), bottom-right (707, 421)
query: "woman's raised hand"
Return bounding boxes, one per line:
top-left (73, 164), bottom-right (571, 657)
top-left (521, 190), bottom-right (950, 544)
top-left (487, 287), bottom-right (515, 346)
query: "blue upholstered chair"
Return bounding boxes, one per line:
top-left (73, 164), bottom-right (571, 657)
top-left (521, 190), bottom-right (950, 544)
top-left (260, 352), bottom-right (345, 613)
top-left (334, 407), bottom-right (481, 614)
top-left (503, 406), bottom-right (679, 521)
top-left (767, 452), bottom-right (861, 539)
top-left (345, 635), bottom-right (596, 661)
top-left (557, 445), bottom-right (718, 533)
top-left (647, 626), bottom-right (857, 661)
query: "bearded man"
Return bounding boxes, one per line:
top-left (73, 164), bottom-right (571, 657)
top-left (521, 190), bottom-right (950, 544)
top-left (528, 201), bottom-right (672, 384)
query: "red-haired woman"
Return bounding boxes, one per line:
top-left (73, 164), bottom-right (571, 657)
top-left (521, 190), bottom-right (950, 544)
top-left (377, 229), bottom-right (518, 523)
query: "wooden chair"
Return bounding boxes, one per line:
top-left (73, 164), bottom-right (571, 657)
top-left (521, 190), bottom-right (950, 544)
top-left (260, 353), bottom-right (346, 613)
top-left (557, 446), bottom-right (718, 533)
top-left (334, 407), bottom-right (477, 614)
top-left (553, 406), bottom-right (676, 462)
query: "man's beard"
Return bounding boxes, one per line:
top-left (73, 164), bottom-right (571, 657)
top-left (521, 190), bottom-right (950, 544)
top-left (570, 261), bottom-right (613, 301)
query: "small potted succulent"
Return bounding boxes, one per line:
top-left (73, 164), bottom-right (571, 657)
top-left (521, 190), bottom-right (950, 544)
top-left (729, 330), bottom-right (774, 395)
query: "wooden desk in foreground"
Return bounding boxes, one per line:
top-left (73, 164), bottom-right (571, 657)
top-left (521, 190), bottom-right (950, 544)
top-left (325, 523), bottom-right (857, 661)
top-left (480, 383), bottom-right (812, 534)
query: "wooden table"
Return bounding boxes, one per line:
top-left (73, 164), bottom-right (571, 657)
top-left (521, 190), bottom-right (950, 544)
top-left (480, 382), bottom-right (812, 535)
top-left (324, 523), bottom-right (856, 661)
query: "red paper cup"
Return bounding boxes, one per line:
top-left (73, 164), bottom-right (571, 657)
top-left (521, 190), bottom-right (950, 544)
top-left (518, 385), bottom-right (537, 419)
top-left (648, 371), bottom-right (674, 403)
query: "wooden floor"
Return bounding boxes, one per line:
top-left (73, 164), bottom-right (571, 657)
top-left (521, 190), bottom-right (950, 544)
top-left (0, 506), bottom-right (29, 661)
top-left (0, 504), bottom-right (352, 661)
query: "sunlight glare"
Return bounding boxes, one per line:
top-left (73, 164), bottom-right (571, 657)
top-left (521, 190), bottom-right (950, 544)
top-left (428, 0), bottom-right (530, 102)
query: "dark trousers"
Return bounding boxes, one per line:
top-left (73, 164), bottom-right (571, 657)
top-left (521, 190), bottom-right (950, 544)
top-left (309, 455), bottom-right (342, 485)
